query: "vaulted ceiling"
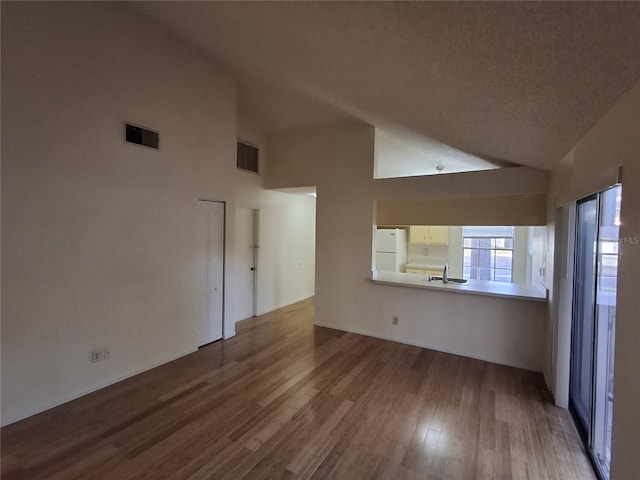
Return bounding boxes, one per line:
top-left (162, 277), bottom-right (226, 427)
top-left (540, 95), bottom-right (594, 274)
top-left (132, 2), bottom-right (640, 174)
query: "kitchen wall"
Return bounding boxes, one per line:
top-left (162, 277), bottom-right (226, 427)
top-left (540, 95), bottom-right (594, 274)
top-left (547, 79), bottom-right (640, 480)
top-left (1, 3), bottom-right (315, 426)
top-left (448, 226), bottom-right (464, 278)
top-left (513, 226), bottom-right (530, 284)
top-left (407, 240), bottom-right (450, 263)
top-left (268, 124), bottom-right (550, 371)
top-left (404, 226), bottom-right (458, 276)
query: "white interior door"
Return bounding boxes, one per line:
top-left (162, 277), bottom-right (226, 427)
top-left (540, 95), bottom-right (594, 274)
top-left (235, 207), bottom-right (256, 320)
top-left (196, 200), bottom-right (224, 346)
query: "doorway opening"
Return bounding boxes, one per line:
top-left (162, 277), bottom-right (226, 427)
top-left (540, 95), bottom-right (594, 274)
top-left (236, 207), bottom-right (259, 320)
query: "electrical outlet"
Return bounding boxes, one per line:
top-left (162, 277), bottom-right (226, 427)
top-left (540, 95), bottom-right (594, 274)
top-left (91, 347), bottom-right (110, 363)
top-left (392, 315), bottom-right (399, 326)
top-left (91, 349), bottom-right (102, 363)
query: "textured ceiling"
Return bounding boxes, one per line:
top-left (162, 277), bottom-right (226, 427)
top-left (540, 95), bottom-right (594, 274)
top-left (374, 128), bottom-right (515, 178)
top-left (131, 1), bottom-right (640, 172)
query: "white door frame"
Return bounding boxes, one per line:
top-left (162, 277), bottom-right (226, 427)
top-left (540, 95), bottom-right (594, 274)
top-left (235, 207), bottom-right (258, 321)
top-left (252, 208), bottom-right (260, 317)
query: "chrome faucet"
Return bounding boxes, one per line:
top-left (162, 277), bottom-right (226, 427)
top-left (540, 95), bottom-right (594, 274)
top-left (442, 263), bottom-right (449, 283)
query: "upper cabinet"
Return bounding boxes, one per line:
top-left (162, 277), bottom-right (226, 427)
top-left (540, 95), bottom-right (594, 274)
top-left (428, 226), bottom-right (449, 244)
top-left (409, 225), bottom-right (429, 243)
top-left (409, 226), bottom-right (449, 245)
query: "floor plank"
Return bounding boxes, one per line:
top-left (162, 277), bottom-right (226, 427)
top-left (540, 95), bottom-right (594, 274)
top-left (1, 297), bottom-right (595, 479)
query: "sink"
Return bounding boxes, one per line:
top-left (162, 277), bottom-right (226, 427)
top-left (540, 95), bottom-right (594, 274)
top-left (446, 278), bottom-right (468, 284)
top-left (426, 276), bottom-right (468, 284)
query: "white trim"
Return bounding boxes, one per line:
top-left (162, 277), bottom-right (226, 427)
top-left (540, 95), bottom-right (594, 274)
top-left (224, 326), bottom-right (236, 340)
top-left (1, 348), bottom-right (197, 427)
top-left (255, 294), bottom-right (315, 317)
top-left (551, 203), bottom-right (576, 409)
top-left (314, 321), bottom-right (541, 372)
top-left (196, 199), bottom-right (227, 342)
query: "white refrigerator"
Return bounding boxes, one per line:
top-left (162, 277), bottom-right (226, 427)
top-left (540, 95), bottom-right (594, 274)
top-left (375, 228), bottom-right (407, 272)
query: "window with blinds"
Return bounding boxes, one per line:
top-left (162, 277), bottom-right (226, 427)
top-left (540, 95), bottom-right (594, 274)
top-left (462, 226), bottom-right (514, 282)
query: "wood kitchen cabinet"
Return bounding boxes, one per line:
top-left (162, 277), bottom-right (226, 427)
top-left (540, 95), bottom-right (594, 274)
top-left (409, 226), bottom-right (449, 245)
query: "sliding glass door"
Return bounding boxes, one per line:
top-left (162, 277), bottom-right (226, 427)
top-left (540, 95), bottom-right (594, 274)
top-left (592, 186), bottom-right (620, 473)
top-left (570, 185), bottom-right (621, 479)
top-left (571, 195), bottom-right (598, 437)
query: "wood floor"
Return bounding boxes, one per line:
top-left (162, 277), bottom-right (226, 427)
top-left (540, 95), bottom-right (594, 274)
top-left (2, 298), bottom-right (595, 480)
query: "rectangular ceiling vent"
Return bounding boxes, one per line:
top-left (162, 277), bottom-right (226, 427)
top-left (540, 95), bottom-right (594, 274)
top-left (125, 123), bottom-right (159, 150)
top-left (237, 141), bottom-right (259, 174)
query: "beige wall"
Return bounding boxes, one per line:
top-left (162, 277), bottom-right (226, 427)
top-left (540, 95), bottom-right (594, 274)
top-left (1, 3), bottom-right (315, 426)
top-left (2, 2), bottom-right (237, 425)
top-left (373, 166), bottom-right (549, 198)
top-left (376, 194), bottom-right (547, 226)
top-left (548, 80), bottom-right (640, 479)
top-left (268, 123), bottom-right (549, 371)
top-left (235, 108), bottom-right (316, 317)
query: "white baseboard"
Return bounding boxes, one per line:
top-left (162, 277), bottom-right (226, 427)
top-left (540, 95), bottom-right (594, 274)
top-left (314, 320), bottom-right (540, 373)
top-left (224, 325), bottom-right (237, 339)
top-left (1, 348), bottom-right (197, 427)
top-left (255, 293), bottom-right (315, 317)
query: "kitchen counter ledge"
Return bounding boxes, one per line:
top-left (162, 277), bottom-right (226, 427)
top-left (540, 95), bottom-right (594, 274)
top-left (371, 271), bottom-right (548, 302)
